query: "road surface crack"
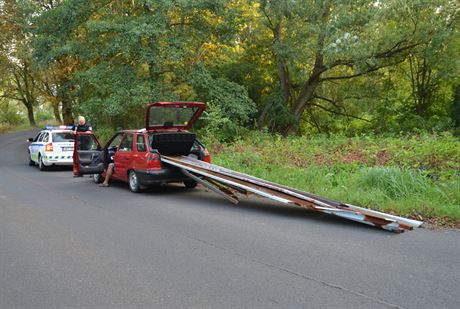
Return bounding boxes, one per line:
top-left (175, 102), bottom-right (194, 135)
top-left (188, 236), bottom-right (407, 309)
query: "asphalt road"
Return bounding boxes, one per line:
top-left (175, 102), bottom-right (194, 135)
top-left (0, 130), bottom-right (459, 309)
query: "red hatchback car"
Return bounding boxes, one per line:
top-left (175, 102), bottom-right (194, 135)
top-left (73, 102), bottom-right (211, 192)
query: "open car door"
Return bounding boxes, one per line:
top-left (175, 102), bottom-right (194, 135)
top-left (73, 132), bottom-right (105, 176)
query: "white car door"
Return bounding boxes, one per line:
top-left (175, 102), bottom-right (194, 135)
top-left (38, 132), bottom-right (50, 159)
top-left (30, 132), bottom-right (44, 163)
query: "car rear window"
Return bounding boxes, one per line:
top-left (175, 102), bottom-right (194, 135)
top-left (52, 132), bottom-right (75, 142)
top-left (148, 106), bottom-right (199, 127)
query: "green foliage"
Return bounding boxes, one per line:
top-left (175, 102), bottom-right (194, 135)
top-left (31, 0), bottom-right (253, 129)
top-left (0, 0), bottom-right (458, 136)
top-left (0, 101), bottom-right (25, 126)
top-left (74, 63), bottom-right (153, 129)
top-left (32, 0), bottom-right (94, 65)
top-left (198, 101), bottom-right (249, 143)
top-left (251, 0), bottom-right (460, 133)
top-left (35, 108), bottom-right (55, 123)
top-left (258, 88), bottom-right (296, 132)
top-left (356, 167), bottom-right (431, 200)
top-left (93, 126), bottom-right (117, 145)
top-left (0, 0), bottom-right (43, 125)
top-left (189, 64), bottom-right (256, 125)
top-left (451, 85), bottom-right (460, 129)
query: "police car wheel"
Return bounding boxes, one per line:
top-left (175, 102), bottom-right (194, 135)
top-left (28, 153), bottom-right (35, 166)
top-left (128, 170), bottom-right (141, 193)
top-left (38, 155), bottom-right (48, 171)
top-left (92, 173), bottom-right (103, 184)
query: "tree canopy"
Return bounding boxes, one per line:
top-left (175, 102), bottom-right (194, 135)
top-left (0, 0), bottom-right (458, 137)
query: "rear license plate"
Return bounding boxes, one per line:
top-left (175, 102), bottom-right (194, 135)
top-left (62, 147), bottom-right (73, 151)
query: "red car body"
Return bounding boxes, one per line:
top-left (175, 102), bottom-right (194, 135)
top-left (73, 102), bottom-right (210, 191)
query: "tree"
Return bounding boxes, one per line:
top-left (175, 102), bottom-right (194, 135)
top-left (32, 0), bottom-right (253, 129)
top-left (0, 0), bottom-right (41, 126)
top-left (451, 85), bottom-right (460, 128)
top-left (256, 0), bottom-right (459, 133)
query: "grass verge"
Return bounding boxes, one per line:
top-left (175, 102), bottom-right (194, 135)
top-left (208, 132), bottom-right (460, 228)
top-left (0, 121), bottom-right (61, 134)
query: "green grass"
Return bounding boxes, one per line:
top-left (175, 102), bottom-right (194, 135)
top-left (0, 121), bottom-right (61, 134)
top-left (0, 123), bottom-right (33, 134)
top-left (208, 132), bottom-right (460, 226)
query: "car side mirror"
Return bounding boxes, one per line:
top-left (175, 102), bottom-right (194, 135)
top-left (27, 138), bottom-right (33, 142)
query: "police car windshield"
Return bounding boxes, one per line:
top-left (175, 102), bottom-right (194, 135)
top-left (52, 132), bottom-right (74, 142)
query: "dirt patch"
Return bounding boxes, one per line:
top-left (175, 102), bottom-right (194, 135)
top-left (341, 152), bottom-right (366, 164)
top-left (286, 154), bottom-right (310, 167)
top-left (376, 150), bottom-right (389, 165)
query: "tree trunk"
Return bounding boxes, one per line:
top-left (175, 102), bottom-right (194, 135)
top-left (280, 2), bottom-right (330, 134)
top-left (61, 94), bottom-right (73, 124)
top-left (284, 58), bottom-right (324, 134)
top-left (273, 19), bottom-right (291, 103)
top-left (52, 102), bottom-right (62, 123)
top-left (292, 76), bottom-right (321, 119)
top-left (24, 101), bottom-right (36, 126)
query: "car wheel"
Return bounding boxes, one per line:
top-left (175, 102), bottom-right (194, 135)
top-left (128, 170), bottom-right (142, 193)
top-left (28, 152), bottom-right (35, 166)
top-left (184, 180), bottom-right (198, 189)
top-left (38, 155), bottom-right (47, 171)
top-left (92, 173), bottom-right (103, 184)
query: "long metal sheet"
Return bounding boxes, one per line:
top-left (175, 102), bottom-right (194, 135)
top-left (173, 156), bottom-right (424, 228)
top-left (161, 156), bottom-right (423, 232)
top-left (180, 168), bottom-right (239, 204)
top-left (171, 156), bottom-right (424, 229)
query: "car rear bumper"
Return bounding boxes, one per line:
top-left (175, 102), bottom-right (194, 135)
top-left (135, 166), bottom-right (189, 185)
top-left (43, 154), bottom-right (73, 165)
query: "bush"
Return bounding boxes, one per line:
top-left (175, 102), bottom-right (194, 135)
top-left (188, 64), bottom-right (257, 126)
top-left (355, 167), bottom-right (430, 199)
top-left (198, 102), bottom-right (249, 143)
top-left (93, 126), bottom-right (116, 144)
top-left (36, 109), bottom-right (55, 124)
top-left (0, 102), bottom-right (25, 126)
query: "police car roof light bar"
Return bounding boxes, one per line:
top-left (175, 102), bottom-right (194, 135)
top-left (43, 125), bottom-right (74, 130)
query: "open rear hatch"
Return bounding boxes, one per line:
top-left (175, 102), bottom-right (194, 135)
top-left (146, 101), bottom-right (205, 131)
top-left (146, 102), bottom-right (205, 155)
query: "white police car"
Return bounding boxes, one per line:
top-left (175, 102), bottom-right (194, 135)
top-left (27, 126), bottom-right (75, 171)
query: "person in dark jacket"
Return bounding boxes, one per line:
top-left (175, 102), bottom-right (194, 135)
top-left (72, 116), bottom-right (93, 177)
top-left (74, 116), bottom-right (92, 132)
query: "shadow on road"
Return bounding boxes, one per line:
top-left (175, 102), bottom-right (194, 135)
top-left (139, 183), bottom-right (387, 234)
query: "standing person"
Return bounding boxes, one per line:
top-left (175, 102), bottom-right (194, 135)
top-left (73, 116), bottom-right (93, 177)
top-left (74, 116), bottom-right (92, 150)
top-left (74, 116), bottom-right (92, 132)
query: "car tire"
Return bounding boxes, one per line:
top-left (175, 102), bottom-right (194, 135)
top-left (38, 155), bottom-right (47, 171)
top-left (128, 170), bottom-right (142, 193)
top-left (28, 152), bottom-right (35, 166)
top-left (184, 180), bottom-right (198, 189)
top-left (92, 174), bottom-right (103, 184)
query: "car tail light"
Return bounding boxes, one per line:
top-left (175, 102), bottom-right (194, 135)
top-left (45, 143), bottom-right (53, 152)
top-left (148, 152), bottom-right (160, 161)
top-left (203, 149), bottom-right (211, 163)
top-left (147, 152), bottom-right (161, 169)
